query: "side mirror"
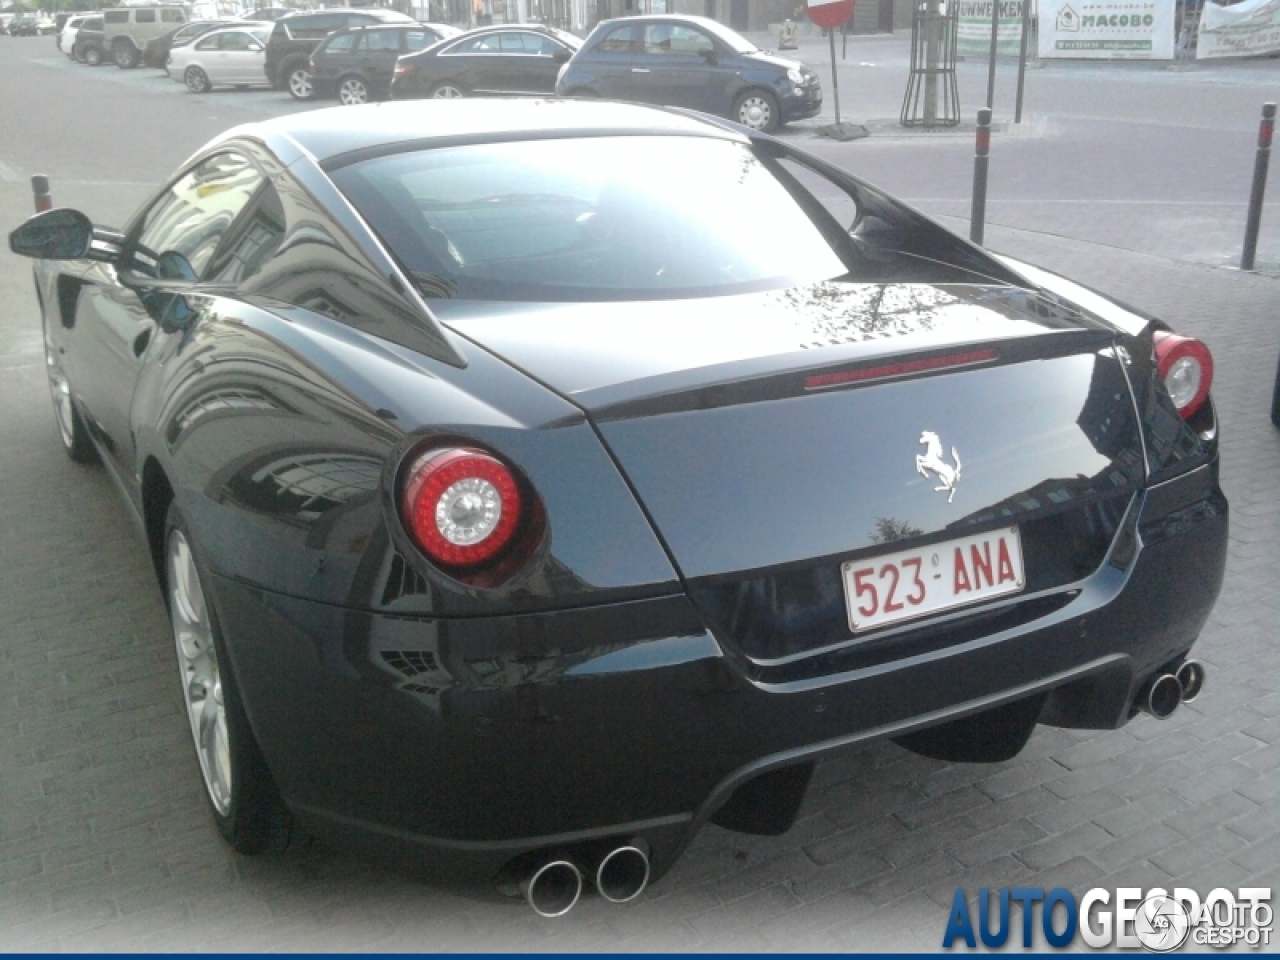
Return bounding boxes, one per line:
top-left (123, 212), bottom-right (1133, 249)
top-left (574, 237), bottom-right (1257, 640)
top-left (248, 40), bottom-right (263, 51)
top-left (9, 208), bottom-right (93, 260)
top-left (552, 47), bottom-right (571, 63)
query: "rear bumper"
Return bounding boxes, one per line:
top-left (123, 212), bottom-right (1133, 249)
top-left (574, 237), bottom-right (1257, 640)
top-left (210, 459), bottom-right (1226, 881)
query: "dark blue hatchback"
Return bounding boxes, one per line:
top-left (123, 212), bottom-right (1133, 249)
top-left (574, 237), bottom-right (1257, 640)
top-left (555, 14), bottom-right (821, 133)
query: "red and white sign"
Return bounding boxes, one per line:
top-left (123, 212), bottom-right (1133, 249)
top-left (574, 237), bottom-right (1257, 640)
top-left (842, 527), bottom-right (1024, 633)
top-left (807, 0), bottom-right (856, 29)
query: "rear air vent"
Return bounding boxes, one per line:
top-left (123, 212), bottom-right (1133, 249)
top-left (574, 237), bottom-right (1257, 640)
top-left (381, 551), bottom-right (431, 605)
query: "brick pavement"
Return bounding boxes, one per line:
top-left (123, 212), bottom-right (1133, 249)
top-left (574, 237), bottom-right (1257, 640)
top-left (1, 209), bottom-right (1275, 951)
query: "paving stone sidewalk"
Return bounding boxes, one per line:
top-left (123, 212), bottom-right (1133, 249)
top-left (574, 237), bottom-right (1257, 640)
top-left (0, 215), bottom-right (1277, 949)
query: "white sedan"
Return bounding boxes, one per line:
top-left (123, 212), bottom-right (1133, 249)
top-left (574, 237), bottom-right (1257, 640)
top-left (167, 25), bottom-right (272, 93)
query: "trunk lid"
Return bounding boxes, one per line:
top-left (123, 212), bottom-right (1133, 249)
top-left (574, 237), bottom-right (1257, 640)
top-left (439, 281), bottom-right (1146, 660)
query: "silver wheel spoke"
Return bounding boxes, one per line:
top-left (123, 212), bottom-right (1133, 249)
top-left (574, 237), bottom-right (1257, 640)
top-left (169, 529), bottom-right (232, 816)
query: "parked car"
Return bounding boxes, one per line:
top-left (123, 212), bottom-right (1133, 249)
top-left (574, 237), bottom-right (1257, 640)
top-left (264, 7), bottom-right (413, 99)
top-left (8, 98), bottom-right (1225, 915)
top-left (309, 22), bottom-right (459, 104)
top-left (390, 24), bottom-right (579, 100)
top-left (103, 4), bottom-right (192, 68)
top-left (72, 16), bottom-right (106, 64)
top-left (57, 13), bottom-right (89, 55)
top-left (243, 7), bottom-right (294, 20)
top-left (556, 14), bottom-right (821, 133)
top-left (144, 19), bottom-right (243, 69)
top-left (8, 14), bottom-right (40, 36)
top-left (167, 23), bottom-right (272, 92)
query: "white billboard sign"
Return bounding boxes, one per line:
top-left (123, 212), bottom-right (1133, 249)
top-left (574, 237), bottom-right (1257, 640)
top-left (1198, 0), bottom-right (1280, 58)
top-left (1039, 0), bottom-right (1176, 58)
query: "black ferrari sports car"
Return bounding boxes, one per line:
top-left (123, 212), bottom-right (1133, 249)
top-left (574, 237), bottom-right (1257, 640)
top-left (10, 99), bottom-right (1225, 916)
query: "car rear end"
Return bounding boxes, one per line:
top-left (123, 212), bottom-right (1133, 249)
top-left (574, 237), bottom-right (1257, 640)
top-left (208, 112), bottom-right (1227, 884)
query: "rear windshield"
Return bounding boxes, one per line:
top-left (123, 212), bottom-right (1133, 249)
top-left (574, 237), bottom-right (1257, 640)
top-left (331, 135), bottom-right (849, 302)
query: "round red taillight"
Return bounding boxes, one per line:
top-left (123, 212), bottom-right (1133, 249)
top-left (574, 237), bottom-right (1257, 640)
top-left (400, 447), bottom-right (522, 568)
top-left (1154, 331), bottom-right (1213, 420)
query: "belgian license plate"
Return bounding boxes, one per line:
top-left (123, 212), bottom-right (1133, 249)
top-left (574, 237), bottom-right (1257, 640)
top-left (842, 527), bottom-right (1025, 634)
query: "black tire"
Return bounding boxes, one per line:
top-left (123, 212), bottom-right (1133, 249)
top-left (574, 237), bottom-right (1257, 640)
top-left (429, 80), bottom-right (466, 99)
top-left (113, 41), bottom-right (138, 68)
top-left (337, 74), bottom-right (369, 105)
top-left (44, 341), bottom-right (97, 464)
top-left (732, 88), bottom-right (780, 133)
top-left (165, 502), bottom-right (292, 855)
top-left (185, 66), bottom-right (211, 94)
top-left (84, 45), bottom-right (102, 66)
top-left (285, 60), bottom-right (313, 100)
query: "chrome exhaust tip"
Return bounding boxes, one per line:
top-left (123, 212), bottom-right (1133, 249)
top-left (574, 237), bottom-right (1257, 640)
top-left (1175, 659), bottom-right (1206, 703)
top-left (595, 843), bottom-right (650, 904)
top-left (1140, 673), bottom-right (1182, 719)
top-left (520, 859), bottom-right (583, 918)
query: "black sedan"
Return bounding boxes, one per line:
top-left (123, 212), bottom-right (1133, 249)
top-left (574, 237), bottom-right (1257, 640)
top-left (556, 14), bottom-right (821, 133)
top-left (9, 99), bottom-right (1225, 916)
top-left (391, 24), bottom-right (578, 99)
top-left (310, 22), bottom-right (460, 104)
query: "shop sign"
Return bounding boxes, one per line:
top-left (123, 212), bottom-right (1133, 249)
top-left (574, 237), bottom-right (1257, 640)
top-left (1038, 0), bottom-right (1175, 57)
top-left (1198, 0), bottom-right (1280, 58)
top-left (957, 0), bottom-right (1028, 56)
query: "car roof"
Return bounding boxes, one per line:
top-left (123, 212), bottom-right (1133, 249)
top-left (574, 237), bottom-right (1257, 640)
top-left (224, 99), bottom-right (743, 167)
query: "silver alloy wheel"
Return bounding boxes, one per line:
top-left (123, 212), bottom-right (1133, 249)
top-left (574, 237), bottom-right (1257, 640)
top-left (46, 350), bottom-right (75, 450)
top-left (288, 68), bottom-right (312, 99)
top-left (431, 83), bottom-right (464, 99)
top-left (168, 530), bottom-right (233, 816)
top-left (338, 77), bottom-right (368, 105)
top-left (737, 95), bottom-right (773, 131)
top-left (185, 67), bottom-right (209, 93)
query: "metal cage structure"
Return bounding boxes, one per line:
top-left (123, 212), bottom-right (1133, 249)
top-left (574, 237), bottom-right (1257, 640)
top-left (900, 0), bottom-right (960, 127)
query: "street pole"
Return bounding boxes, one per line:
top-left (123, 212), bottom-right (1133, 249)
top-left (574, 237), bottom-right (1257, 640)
top-left (986, 0), bottom-right (999, 109)
top-left (1241, 102), bottom-right (1275, 272)
top-left (1014, 0), bottom-right (1029, 122)
top-left (924, 0), bottom-right (939, 125)
top-left (830, 29), bottom-right (842, 123)
top-left (970, 107), bottom-right (992, 245)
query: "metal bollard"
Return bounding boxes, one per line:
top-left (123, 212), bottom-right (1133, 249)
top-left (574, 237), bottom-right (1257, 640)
top-left (1271, 347), bottom-right (1280, 429)
top-left (1241, 102), bottom-right (1275, 272)
top-left (32, 174), bottom-right (51, 214)
top-left (970, 108), bottom-right (992, 246)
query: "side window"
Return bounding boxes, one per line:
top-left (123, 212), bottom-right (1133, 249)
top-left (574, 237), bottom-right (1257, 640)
top-left (404, 28), bottom-right (432, 51)
top-left (220, 31), bottom-right (252, 51)
top-left (136, 10), bottom-right (156, 23)
top-left (642, 24), bottom-right (713, 55)
top-left (195, 32), bottom-right (221, 50)
top-left (595, 25), bottom-right (634, 53)
top-left (327, 30), bottom-right (358, 52)
top-left (448, 34), bottom-right (497, 53)
top-left (205, 180), bottom-right (286, 286)
top-left (132, 153), bottom-right (267, 281)
top-left (103, 11), bottom-right (128, 24)
top-left (162, 9), bottom-right (185, 22)
top-left (365, 29), bottom-right (400, 52)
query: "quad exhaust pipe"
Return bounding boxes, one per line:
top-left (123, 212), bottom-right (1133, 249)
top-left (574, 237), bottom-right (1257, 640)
top-left (595, 842), bottom-right (651, 904)
top-left (520, 859), bottom-right (583, 918)
top-left (513, 839), bottom-right (651, 916)
top-left (1137, 659), bottom-right (1207, 719)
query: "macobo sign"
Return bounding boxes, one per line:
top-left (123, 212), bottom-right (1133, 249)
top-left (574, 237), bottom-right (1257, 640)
top-left (1038, 0), bottom-right (1176, 58)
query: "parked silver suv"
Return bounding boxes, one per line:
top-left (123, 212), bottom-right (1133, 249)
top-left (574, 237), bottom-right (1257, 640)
top-left (103, 4), bottom-right (192, 68)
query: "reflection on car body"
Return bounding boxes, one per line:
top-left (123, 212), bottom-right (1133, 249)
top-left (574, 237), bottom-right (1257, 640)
top-left (8, 100), bottom-right (1225, 915)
